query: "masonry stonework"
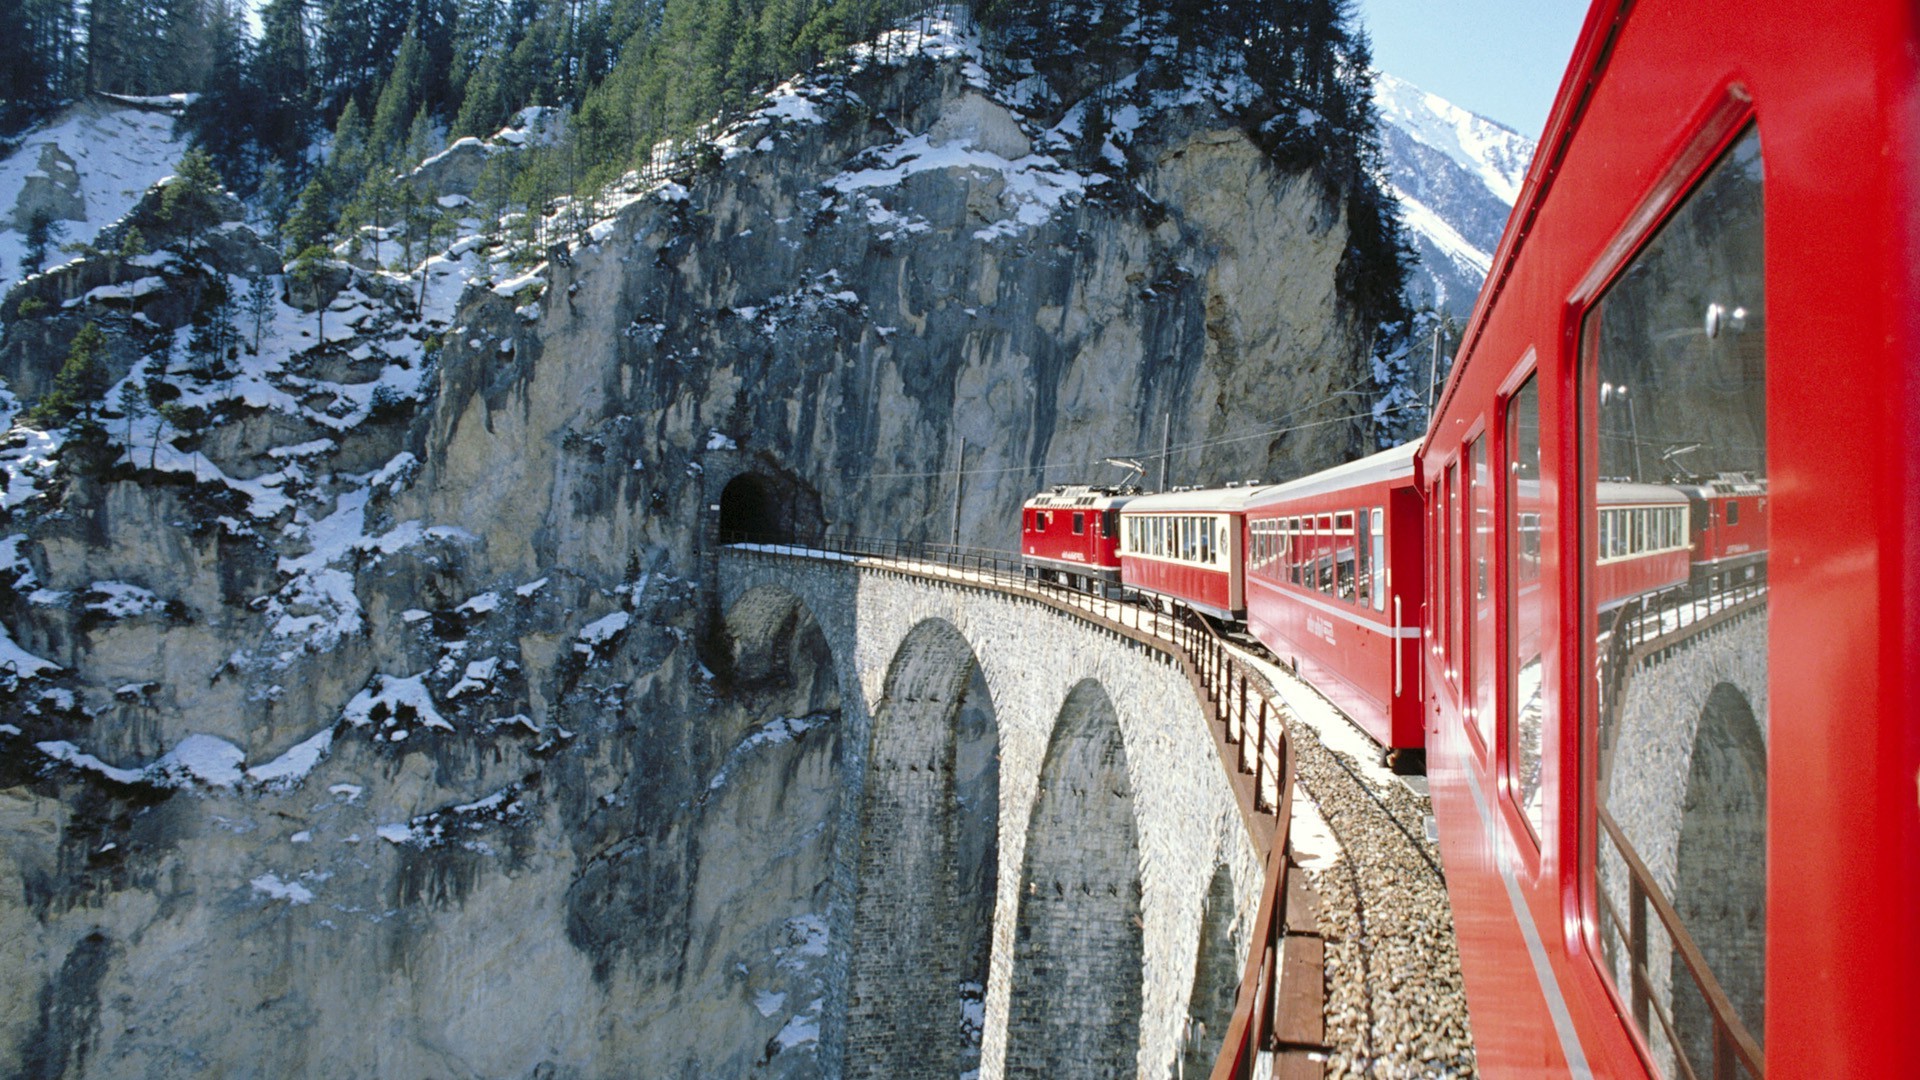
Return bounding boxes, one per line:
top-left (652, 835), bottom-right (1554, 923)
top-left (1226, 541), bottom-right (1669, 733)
top-left (719, 553), bottom-right (1265, 1079)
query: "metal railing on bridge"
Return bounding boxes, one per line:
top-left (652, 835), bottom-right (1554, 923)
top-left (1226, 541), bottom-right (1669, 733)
top-left (716, 530), bottom-right (1329, 1079)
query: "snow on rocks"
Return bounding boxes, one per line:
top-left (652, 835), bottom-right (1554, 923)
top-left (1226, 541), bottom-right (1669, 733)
top-left (245, 727), bottom-right (337, 789)
top-left (574, 611), bottom-right (631, 659)
top-left (448, 657), bottom-right (501, 699)
top-left (707, 713), bottom-right (831, 793)
top-left (455, 591), bottom-right (502, 617)
top-left (340, 672), bottom-right (451, 733)
top-left (83, 581), bottom-right (165, 619)
top-left (825, 133), bottom-right (1103, 243)
top-left (0, 99), bottom-right (186, 295)
top-left (375, 781), bottom-right (532, 850)
top-left (250, 872), bottom-right (315, 905)
top-left (36, 723), bottom-right (338, 794)
top-left (0, 619), bottom-right (59, 684)
top-left (151, 733), bottom-right (247, 787)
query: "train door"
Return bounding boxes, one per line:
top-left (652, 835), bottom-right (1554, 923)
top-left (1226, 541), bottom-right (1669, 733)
top-left (1388, 484), bottom-right (1426, 748)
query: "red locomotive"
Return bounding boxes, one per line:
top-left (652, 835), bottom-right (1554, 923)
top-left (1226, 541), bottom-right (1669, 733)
top-left (1020, 486), bottom-right (1135, 590)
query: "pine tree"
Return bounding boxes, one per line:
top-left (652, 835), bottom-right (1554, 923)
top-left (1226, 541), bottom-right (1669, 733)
top-left (116, 375), bottom-right (150, 449)
top-left (183, 0), bottom-right (259, 187)
top-left (370, 29), bottom-right (427, 157)
top-left (22, 212), bottom-right (63, 275)
top-left (288, 245), bottom-right (334, 342)
top-left (30, 322), bottom-right (111, 427)
top-left (253, 0), bottom-right (314, 172)
top-left (160, 148), bottom-right (228, 259)
top-left (246, 268), bottom-right (275, 353)
top-left (285, 176), bottom-right (337, 254)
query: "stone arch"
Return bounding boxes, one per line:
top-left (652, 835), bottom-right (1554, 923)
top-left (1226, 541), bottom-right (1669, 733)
top-left (845, 618), bottom-right (1000, 1079)
top-left (1004, 678), bottom-right (1144, 1079)
top-left (1671, 681), bottom-right (1767, 1069)
top-left (716, 469), bottom-right (825, 544)
top-left (1179, 861), bottom-right (1242, 1078)
top-left (721, 583), bottom-right (842, 724)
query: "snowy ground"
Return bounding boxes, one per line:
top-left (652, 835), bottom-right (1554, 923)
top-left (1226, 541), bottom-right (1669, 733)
top-left (0, 99), bottom-right (188, 295)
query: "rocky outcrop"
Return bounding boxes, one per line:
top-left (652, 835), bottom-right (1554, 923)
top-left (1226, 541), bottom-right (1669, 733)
top-left (0, 23), bottom-right (1385, 1078)
top-left (11, 145), bottom-right (86, 231)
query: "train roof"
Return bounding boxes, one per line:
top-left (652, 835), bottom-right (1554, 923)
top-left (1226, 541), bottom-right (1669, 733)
top-left (1023, 485), bottom-right (1137, 510)
top-left (1596, 481), bottom-right (1689, 505)
top-left (1243, 442), bottom-right (1418, 509)
top-left (1121, 484), bottom-right (1274, 514)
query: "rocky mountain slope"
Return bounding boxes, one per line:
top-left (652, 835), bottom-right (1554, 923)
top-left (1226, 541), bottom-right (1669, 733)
top-left (0, 17), bottom-right (1390, 1078)
top-left (1373, 72), bottom-right (1536, 318)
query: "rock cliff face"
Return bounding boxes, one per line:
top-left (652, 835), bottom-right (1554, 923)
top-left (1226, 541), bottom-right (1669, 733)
top-left (0, 23), bottom-right (1379, 1078)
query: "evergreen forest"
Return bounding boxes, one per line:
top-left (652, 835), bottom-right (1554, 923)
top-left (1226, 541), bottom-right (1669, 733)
top-left (3, 0), bottom-right (1406, 330)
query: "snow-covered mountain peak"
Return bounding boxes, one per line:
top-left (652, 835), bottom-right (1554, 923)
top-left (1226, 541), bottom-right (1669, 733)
top-left (1373, 71), bottom-right (1533, 206)
top-left (1373, 72), bottom-right (1540, 318)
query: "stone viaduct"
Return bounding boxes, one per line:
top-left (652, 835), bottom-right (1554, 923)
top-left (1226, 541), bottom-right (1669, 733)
top-left (716, 548), bottom-right (1265, 1080)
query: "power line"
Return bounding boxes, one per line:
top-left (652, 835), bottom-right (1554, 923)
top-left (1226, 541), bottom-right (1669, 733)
top-left (852, 402), bottom-right (1413, 483)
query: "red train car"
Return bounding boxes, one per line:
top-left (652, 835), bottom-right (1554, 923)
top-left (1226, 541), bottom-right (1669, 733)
top-left (1241, 443), bottom-right (1427, 750)
top-left (1416, 2), bottom-right (1920, 1078)
top-left (1021, 486), bottom-right (1134, 588)
top-left (1117, 487), bottom-right (1262, 619)
top-left (1592, 482), bottom-right (1691, 610)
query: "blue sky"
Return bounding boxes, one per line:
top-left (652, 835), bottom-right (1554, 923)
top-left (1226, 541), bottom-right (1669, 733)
top-left (1354, 0), bottom-right (1589, 138)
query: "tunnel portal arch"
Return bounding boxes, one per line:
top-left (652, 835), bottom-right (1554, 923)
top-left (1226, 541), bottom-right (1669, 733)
top-left (1004, 678), bottom-right (1144, 1079)
top-left (844, 618), bottom-right (1001, 1079)
top-left (717, 469), bottom-right (825, 544)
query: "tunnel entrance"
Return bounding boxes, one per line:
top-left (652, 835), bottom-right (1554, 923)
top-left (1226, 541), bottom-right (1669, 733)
top-left (717, 470), bottom-right (825, 545)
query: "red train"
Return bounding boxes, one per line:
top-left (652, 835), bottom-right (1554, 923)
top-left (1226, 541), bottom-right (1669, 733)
top-left (1016, 3), bottom-right (1918, 1073)
top-left (1417, 0), bottom-right (1914, 1075)
top-left (1019, 485), bottom-right (1135, 591)
top-left (1239, 443), bottom-right (1425, 750)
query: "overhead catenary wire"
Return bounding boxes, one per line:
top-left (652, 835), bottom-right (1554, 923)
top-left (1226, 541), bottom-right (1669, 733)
top-left (852, 401), bottom-right (1416, 484)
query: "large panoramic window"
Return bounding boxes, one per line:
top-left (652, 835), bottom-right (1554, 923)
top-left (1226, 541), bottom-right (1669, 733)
top-left (1584, 127), bottom-right (1768, 1080)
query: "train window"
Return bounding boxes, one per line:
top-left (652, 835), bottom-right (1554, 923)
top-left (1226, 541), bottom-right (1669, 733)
top-left (1444, 462), bottom-right (1459, 682)
top-left (1470, 437), bottom-right (1495, 748)
top-left (1584, 126), bottom-right (1767, 1079)
top-left (1354, 509), bottom-right (1372, 608)
top-left (1072, 512), bottom-right (1085, 536)
top-left (1317, 514), bottom-right (1335, 595)
top-left (1103, 509), bottom-right (1118, 537)
top-left (1370, 508), bottom-right (1386, 612)
top-left (1724, 500), bottom-right (1739, 526)
top-left (1508, 375), bottom-right (1546, 840)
